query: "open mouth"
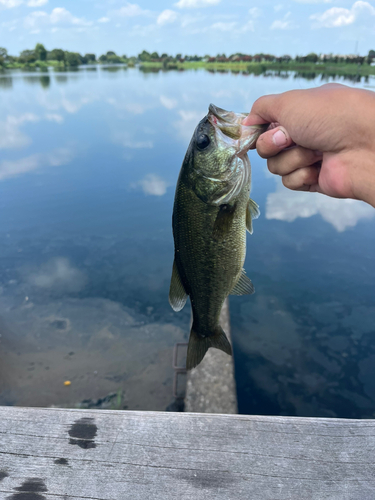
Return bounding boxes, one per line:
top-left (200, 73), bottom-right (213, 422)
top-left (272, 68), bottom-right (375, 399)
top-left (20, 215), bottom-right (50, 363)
top-left (208, 103), bottom-right (266, 153)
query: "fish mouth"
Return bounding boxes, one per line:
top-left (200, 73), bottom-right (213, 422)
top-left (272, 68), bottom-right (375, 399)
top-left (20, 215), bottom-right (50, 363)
top-left (208, 103), bottom-right (266, 154)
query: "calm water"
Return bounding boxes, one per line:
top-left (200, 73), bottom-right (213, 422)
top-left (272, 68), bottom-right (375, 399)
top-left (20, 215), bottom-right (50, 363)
top-left (0, 66), bottom-right (374, 416)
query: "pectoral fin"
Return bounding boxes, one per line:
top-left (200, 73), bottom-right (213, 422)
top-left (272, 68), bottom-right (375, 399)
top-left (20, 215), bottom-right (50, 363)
top-left (230, 269), bottom-right (255, 295)
top-left (246, 198), bottom-right (260, 235)
top-left (213, 203), bottom-right (236, 240)
top-left (169, 260), bottom-right (188, 312)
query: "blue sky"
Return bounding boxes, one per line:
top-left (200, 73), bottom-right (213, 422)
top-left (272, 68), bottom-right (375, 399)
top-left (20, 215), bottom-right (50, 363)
top-left (1, 0), bottom-right (375, 57)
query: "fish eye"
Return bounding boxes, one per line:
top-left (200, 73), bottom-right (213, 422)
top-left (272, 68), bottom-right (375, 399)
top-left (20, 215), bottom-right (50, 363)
top-left (196, 133), bottom-right (210, 150)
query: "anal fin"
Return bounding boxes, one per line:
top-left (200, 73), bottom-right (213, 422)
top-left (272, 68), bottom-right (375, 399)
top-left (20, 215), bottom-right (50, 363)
top-left (230, 269), bottom-right (255, 295)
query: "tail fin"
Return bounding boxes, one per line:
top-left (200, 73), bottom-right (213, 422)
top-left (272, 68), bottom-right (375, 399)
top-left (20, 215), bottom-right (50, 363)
top-left (186, 325), bottom-right (232, 370)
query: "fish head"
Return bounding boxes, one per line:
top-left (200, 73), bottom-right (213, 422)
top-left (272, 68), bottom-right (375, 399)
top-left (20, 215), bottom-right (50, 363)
top-left (185, 104), bottom-right (266, 205)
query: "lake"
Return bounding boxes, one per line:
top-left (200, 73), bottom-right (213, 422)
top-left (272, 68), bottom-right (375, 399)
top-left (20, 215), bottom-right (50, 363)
top-left (0, 65), bottom-right (374, 417)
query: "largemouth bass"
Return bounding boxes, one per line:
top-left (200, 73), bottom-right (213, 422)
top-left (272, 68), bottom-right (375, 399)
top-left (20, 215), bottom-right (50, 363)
top-left (169, 104), bottom-right (265, 370)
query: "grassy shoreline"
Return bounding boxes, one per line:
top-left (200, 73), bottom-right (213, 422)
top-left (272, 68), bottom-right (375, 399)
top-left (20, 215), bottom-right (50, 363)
top-left (2, 60), bottom-right (375, 78)
top-left (139, 60), bottom-right (375, 77)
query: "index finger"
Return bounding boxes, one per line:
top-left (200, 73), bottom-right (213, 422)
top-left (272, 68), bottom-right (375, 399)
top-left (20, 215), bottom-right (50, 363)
top-left (242, 94), bottom-right (281, 126)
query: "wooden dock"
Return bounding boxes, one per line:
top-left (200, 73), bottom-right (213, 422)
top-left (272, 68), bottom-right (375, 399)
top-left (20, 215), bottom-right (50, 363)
top-left (1, 406), bottom-right (375, 499)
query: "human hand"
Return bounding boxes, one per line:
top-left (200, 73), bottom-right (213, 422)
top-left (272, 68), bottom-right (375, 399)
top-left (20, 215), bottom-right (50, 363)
top-left (243, 83), bottom-right (375, 208)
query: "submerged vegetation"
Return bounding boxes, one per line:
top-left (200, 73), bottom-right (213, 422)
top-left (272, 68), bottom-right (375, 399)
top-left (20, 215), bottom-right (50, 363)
top-left (1, 45), bottom-right (375, 79)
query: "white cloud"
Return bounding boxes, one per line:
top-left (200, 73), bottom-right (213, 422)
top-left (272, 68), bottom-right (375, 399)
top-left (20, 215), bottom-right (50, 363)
top-left (27, 0), bottom-right (48, 6)
top-left (274, 4), bottom-right (284, 12)
top-left (310, 1), bottom-right (375, 28)
top-left (157, 9), bottom-right (178, 25)
top-left (128, 22), bottom-right (156, 36)
top-left (248, 7), bottom-right (262, 18)
top-left (160, 95), bottom-right (178, 109)
top-left (0, 147), bottom-right (74, 181)
top-left (27, 257), bottom-right (86, 293)
top-left (295, 0), bottom-right (333, 3)
top-left (24, 7), bottom-right (91, 30)
top-left (175, 0), bottom-right (220, 8)
top-left (270, 12), bottom-right (296, 30)
top-left (98, 16), bottom-right (110, 23)
top-left (45, 113), bottom-right (64, 123)
top-left (239, 19), bottom-right (255, 32)
top-left (0, 0), bottom-right (22, 8)
top-left (113, 3), bottom-right (150, 17)
top-left (50, 7), bottom-right (91, 25)
top-left (180, 13), bottom-right (206, 28)
top-left (266, 179), bottom-right (375, 232)
top-left (135, 174), bottom-right (169, 196)
top-left (210, 21), bottom-right (236, 31)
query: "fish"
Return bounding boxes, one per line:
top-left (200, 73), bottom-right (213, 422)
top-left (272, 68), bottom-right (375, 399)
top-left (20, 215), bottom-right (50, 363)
top-left (169, 104), bottom-right (266, 370)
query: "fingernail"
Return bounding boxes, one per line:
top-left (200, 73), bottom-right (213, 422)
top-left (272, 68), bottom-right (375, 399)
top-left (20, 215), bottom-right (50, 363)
top-left (272, 129), bottom-right (287, 147)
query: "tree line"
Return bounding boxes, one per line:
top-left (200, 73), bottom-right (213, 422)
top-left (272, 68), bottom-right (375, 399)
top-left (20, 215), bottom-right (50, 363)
top-left (1, 44), bottom-right (375, 68)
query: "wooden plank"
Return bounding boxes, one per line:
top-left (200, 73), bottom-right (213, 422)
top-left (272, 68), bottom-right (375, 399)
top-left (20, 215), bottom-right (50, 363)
top-left (185, 299), bottom-right (238, 414)
top-left (1, 407), bottom-right (375, 499)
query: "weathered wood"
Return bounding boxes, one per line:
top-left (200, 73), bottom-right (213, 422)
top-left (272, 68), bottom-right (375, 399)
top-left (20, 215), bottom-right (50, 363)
top-left (1, 407), bottom-right (375, 499)
top-left (185, 298), bottom-right (238, 414)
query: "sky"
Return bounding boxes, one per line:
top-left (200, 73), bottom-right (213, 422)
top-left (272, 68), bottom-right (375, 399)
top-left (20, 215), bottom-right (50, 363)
top-left (1, 0), bottom-right (375, 58)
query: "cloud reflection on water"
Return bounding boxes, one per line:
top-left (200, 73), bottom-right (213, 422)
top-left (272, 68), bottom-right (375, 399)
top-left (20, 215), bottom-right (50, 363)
top-left (159, 95), bottom-right (178, 109)
top-left (0, 147), bottom-right (74, 181)
top-left (266, 179), bottom-right (375, 231)
top-left (26, 257), bottom-right (87, 293)
top-left (133, 173), bottom-right (169, 196)
top-left (174, 109), bottom-right (203, 141)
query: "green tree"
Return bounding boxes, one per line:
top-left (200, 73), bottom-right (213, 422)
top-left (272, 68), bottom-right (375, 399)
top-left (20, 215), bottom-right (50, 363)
top-left (304, 52), bottom-right (318, 63)
top-left (19, 50), bottom-right (37, 64)
top-left (35, 43), bottom-right (47, 61)
top-left (138, 50), bottom-right (151, 61)
top-left (48, 48), bottom-right (65, 62)
top-left (0, 47), bottom-right (7, 67)
top-left (367, 50), bottom-right (375, 64)
top-left (107, 54), bottom-right (123, 63)
top-left (65, 51), bottom-right (82, 67)
top-left (85, 53), bottom-right (96, 62)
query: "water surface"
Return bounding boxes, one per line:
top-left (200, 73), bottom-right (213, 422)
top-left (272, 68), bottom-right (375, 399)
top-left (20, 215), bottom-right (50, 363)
top-left (0, 66), bottom-right (374, 416)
